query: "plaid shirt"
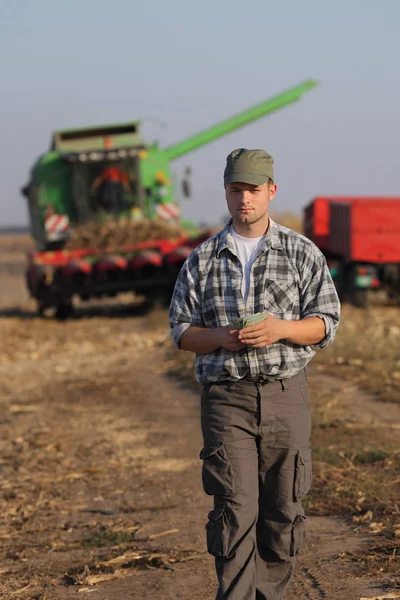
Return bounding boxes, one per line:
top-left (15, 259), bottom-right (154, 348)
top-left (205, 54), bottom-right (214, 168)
top-left (169, 218), bottom-right (340, 384)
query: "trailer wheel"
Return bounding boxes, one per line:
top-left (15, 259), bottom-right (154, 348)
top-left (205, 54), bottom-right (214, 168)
top-left (352, 289), bottom-right (369, 309)
top-left (55, 301), bottom-right (74, 321)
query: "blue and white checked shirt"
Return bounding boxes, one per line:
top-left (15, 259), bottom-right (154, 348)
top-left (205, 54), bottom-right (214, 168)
top-left (169, 219), bottom-right (340, 384)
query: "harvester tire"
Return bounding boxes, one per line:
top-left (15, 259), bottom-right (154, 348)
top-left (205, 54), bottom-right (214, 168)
top-left (150, 288), bottom-right (174, 310)
top-left (37, 303), bottom-right (46, 318)
top-left (55, 301), bottom-right (74, 321)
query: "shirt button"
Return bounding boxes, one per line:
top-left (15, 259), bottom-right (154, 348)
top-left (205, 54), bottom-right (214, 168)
top-left (250, 352), bottom-right (255, 357)
top-left (239, 309), bottom-right (244, 314)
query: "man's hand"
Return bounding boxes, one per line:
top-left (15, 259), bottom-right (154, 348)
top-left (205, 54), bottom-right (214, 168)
top-left (179, 325), bottom-right (246, 354)
top-left (238, 315), bottom-right (288, 348)
top-left (217, 325), bottom-right (247, 351)
top-left (237, 315), bottom-right (326, 348)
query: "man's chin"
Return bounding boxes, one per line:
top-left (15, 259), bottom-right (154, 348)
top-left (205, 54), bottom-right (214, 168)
top-left (237, 214), bottom-right (256, 224)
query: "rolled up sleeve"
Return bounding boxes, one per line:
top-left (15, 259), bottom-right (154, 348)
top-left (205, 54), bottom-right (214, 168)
top-left (168, 253), bottom-right (204, 349)
top-left (300, 252), bottom-right (341, 350)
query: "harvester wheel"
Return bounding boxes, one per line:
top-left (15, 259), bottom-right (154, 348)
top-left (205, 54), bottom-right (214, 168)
top-left (149, 290), bottom-right (173, 310)
top-left (37, 303), bottom-right (46, 317)
top-left (55, 301), bottom-right (74, 321)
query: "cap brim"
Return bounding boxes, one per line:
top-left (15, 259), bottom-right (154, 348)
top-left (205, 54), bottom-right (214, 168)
top-left (224, 172), bottom-right (270, 186)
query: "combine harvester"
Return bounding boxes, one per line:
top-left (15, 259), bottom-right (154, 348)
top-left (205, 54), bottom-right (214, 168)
top-left (22, 80), bottom-right (317, 318)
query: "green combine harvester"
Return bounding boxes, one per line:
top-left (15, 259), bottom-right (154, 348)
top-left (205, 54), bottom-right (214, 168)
top-left (22, 80), bottom-right (317, 318)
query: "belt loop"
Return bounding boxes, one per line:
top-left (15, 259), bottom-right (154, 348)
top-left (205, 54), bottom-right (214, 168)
top-left (280, 379), bottom-right (286, 391)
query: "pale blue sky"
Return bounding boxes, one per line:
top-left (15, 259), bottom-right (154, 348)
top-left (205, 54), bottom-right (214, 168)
top-left (1, 0), bottom-right (400, 226)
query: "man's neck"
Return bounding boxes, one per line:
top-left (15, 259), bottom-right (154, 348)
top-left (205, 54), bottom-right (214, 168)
top-left (232, 215), bottom-right (270, 238)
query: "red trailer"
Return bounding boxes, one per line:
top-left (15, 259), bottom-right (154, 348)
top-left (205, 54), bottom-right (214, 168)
top-left (304, 197), bottom-right (400, 307)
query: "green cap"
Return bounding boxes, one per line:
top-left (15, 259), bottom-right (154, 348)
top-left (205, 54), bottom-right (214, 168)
top-left (224, 148), bottom-right (274, 186)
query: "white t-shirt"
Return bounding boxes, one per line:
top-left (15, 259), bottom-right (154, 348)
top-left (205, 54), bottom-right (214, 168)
top-left (230, 225), bottom-right (265, 304)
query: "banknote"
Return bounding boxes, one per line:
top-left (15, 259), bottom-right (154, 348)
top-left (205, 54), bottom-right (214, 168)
top-left (230, 312), bottom-right (267, 330)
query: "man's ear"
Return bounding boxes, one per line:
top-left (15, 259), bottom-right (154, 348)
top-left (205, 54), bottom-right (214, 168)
top-left (269, 183), bottom-right (278, 200)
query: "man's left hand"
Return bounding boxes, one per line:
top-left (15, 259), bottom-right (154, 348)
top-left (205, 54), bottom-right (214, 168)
top-left (238, 315), bottom-right (288, 348)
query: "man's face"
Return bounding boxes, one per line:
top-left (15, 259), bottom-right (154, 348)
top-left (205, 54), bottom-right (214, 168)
top-left (225, 181), bottom-right (277, 227)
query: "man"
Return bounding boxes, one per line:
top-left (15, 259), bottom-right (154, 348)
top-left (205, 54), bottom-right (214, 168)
top-left (168, 148), bottom-right (340, 600)
top-left (91, 164), bottom-right (131, 214)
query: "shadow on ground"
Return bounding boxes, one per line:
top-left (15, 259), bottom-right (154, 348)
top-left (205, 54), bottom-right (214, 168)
top-left (0, 300), bottom-right (168, 321)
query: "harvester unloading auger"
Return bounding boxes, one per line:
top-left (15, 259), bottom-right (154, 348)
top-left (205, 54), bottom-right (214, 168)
top-left (22, 80), bottom-right (317, 319)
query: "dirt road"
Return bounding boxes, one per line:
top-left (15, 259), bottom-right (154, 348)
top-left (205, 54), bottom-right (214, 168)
top-left (0, 236), bottom-right (399, 599)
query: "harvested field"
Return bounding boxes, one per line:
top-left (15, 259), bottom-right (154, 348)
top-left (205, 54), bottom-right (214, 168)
top-left (0, 234), bottom-right (399, 599)
top-left (313, 306), bottom-right (400, 404)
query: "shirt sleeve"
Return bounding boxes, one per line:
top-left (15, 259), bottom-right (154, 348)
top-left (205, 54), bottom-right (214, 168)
top-left (168, 252), bottom-right (204, 349)
top-left (299, 248), bottom-right (341, 350)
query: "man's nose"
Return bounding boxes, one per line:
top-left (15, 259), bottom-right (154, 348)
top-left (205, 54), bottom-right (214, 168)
top-left (240, 190), bottom-right (252, 203)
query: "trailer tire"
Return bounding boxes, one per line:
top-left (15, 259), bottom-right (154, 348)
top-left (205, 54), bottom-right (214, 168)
top-left (352, 289), bottom-right (369, 309)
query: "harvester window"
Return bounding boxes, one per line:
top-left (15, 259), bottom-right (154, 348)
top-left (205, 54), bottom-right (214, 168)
top-left (71, 159), bottom-right (140, 221)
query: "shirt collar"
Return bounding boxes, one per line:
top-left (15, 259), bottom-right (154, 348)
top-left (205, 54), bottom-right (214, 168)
top-left (216, 217), bottom-right (282, 257)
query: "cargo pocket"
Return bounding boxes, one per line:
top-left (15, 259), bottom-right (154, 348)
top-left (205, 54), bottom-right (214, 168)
top-left (290, 514), bottom-right (307, 556)
top-left (206, 505), bottom-right (228, 557)
top-left (294, 446), bottom-right (312, 502)
top-left (200, 443), bottom-right (234, 496)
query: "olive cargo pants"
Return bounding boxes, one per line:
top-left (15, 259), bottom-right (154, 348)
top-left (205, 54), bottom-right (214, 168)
top-left (200, 370), bottom-right (312, 600)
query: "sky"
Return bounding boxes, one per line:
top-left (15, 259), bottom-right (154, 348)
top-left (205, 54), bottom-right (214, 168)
top-left (1, 0), bottom-right (400, 227)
